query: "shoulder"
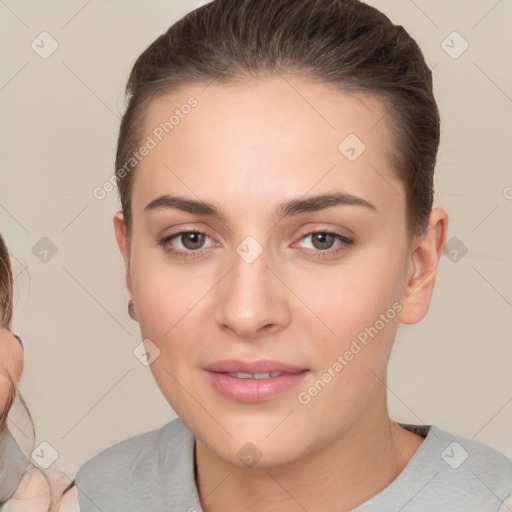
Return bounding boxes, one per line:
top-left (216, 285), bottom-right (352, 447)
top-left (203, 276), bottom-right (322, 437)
top-left (417, 425), bottom-right (512, 511)
top-left (75, 416), bottom-right (191, 481)
top-left (74, 417), bottom-right (196, 511)
top-left (430, 425), bottom-right (512, 475)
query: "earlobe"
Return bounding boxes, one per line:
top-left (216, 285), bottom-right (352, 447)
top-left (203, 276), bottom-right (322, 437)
top-left (399, 208), bottom-right (449, 325)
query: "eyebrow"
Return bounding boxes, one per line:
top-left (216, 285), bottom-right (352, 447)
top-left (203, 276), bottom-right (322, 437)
top-left (144, 192), bottom-right (377, 220)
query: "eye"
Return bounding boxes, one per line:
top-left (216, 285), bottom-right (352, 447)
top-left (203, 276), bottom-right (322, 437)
top-left (294, 230), bottom-right (354, 258)
top-left (159, 230), bottom-right (216, 258)
top-left (159, 229), bottom-right (354, 260)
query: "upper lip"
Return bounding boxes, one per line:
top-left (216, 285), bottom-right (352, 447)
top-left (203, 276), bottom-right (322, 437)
top-left (203, 359), bottom-right (308, 374)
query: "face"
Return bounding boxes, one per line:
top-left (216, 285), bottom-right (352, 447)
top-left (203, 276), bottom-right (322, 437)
top-left (114, 76), bottom-right (445, 468)
top-left (0, 327), bottom-right (24, 409)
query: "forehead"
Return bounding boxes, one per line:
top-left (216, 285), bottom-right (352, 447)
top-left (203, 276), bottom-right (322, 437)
top-left (132, 76), bottom-right (403, 219)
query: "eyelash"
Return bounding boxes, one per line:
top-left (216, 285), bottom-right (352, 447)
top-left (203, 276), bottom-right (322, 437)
top-left (158, 229), bottom-right (354, 260)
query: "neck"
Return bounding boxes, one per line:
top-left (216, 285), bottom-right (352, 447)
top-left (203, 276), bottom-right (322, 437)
top-left (194, 390), bottom-right (424, 512)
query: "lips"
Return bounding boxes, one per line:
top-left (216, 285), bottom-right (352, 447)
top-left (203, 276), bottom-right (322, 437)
top-left (203, 359), bottom-right (309, 403)
top-left (203, 359), bottom-right (307, 374)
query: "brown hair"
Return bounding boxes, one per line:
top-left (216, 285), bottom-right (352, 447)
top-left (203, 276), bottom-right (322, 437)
top-left (115, 0), bottom-right (439, 238)
top-left (0, 235), bottom-right (13, 330)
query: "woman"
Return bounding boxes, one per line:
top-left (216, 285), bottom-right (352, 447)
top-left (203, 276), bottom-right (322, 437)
top-left (71, 0), bottom-right (512, 510)
top-left (0, 235), bottom-right (79, 512)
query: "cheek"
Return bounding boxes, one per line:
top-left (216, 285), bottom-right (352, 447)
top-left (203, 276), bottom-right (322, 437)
top-left (129, 250), bottom-right (217, 401)
top-left (0, 332), bottom-right (24, 392)
top-left (130, 246), bottom-right (209, 338)
top-left (291, 247), bottom-right (405, 378)
top-left (297, 248), bottom-right (405, 330)
top-left (130, 259), bottom-right (203, 413)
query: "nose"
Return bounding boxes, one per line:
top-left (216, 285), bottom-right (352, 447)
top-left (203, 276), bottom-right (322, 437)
top-left (213, 244), bottom-right (290, 341)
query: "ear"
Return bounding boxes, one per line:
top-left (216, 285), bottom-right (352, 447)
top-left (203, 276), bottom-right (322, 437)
top-left (399, 208), bottom-right (449, 325)
top-left (113, 212), bottom-right (136, 319)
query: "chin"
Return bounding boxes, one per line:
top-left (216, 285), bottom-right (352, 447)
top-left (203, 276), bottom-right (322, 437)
top-left (201, 432), bottom-right (311, 469)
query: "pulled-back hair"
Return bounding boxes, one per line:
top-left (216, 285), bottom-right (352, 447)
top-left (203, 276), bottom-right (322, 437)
top-left (116, 0), bottom-right (439, 238)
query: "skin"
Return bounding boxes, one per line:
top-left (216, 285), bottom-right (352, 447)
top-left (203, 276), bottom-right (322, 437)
top-left (0, 327), bottom-right (24, 406)
top-left (4, 469), bottom-right (51, 512)
top-left (114, 75), bottom-right (448, 512)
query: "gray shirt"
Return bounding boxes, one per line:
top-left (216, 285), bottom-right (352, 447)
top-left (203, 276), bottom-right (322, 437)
top-left (0, 428), bottom-right (35, 505)
top-left (74, 417), bottom-right (512, 511)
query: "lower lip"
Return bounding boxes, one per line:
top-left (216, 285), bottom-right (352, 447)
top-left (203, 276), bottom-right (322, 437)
top-left (204, 370), bottom-right (309, 403)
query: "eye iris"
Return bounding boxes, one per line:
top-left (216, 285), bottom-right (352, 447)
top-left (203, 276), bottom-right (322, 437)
top-left (182, 232), bottom-right (205, 250)
top-left (312, 232), bottom-right (335, 250)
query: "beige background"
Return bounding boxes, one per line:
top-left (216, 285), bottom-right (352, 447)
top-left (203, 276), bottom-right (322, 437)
top-left (1, 0), bottom-right (511, 480)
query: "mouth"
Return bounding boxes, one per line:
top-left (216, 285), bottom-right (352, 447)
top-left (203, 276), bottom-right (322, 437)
top-left (224, 371), bottom-right (285, 379)
top-left (203, 359), bottom-right (310, 403)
